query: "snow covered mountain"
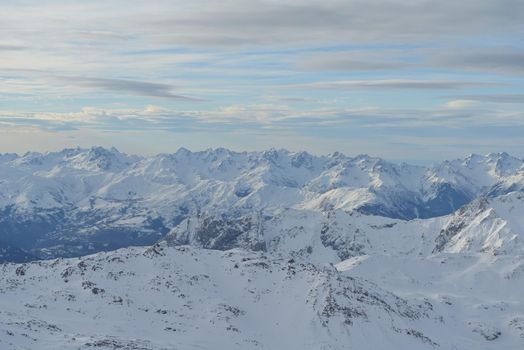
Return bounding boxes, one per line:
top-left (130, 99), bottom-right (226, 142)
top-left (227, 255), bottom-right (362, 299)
top-left (164, 191), bottom-right (524, 263)
top-left (2, 241), bottom-right (524, 350)
top-left (1, 147), bottom-right (524, 349)
top-left (0, 245), bottom-right (441, 350)
top-left (0, 147), bottom-right (523, 260)
top-left (433, 191), bottom-right (524, 255)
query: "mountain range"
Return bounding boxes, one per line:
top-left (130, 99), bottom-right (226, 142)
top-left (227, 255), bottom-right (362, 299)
top-left (1, 146), bottom-right (523, 260)
top-left (1, 147), bottom-right (524, 349)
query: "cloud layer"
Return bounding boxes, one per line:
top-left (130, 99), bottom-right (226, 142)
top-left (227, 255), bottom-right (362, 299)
top-left (0, 0), bottom-right (523, 161)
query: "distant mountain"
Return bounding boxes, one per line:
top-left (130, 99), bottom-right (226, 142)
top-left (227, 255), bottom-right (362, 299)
top-left (0, 241), bottom-right (34, 263)
top-left (0, 146), bottom-right (523, 260)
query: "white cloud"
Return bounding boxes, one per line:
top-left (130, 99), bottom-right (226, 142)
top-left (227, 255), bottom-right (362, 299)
top-left (444, 100), bottom-right (477, 109)
top-left (0, 0), bottom-right (523, 161)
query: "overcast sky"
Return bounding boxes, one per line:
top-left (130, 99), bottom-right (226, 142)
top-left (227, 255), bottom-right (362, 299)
top-left (1, 0), bottom-right (523, 163)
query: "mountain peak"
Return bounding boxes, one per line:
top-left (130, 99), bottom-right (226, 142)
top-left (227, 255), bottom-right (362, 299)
top-left (68, 146), bottom-right (135, 171)
top-left (175, 147), bottom-right (192, 157)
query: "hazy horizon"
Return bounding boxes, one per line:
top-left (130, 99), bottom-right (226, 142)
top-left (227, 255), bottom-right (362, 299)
top-left (1, 0), bottom-right (523, 162)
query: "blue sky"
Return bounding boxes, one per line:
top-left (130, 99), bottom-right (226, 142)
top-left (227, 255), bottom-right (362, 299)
top-left (1, 0), bottom-right (523, 163)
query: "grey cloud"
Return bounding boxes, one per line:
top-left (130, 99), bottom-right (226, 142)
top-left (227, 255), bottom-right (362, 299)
top-left (3, 1), bottom-right (523, 48)
top-left (294, 80), bottom-right (495, 90)
top-left (297, 51), bottom-right (412, 72)
top-left (0, 70), bottom-right (202, 101)
top-left (74, 30), bottom-right (133, 42)
top-left (297, 48), bottom-right (524, 75)
top-left (0, 45), bottom-right (27, 51)
top-left (1, 1), bottom-right (523, 82)
top-left (0, 116), bottom-right (78, 131)
top-left (432, 50), bottom-right (524, 74)
top-left (0, 68), bottom-right (46, 73)
top-left (298, 59), bottom-right (410, 72)
top-left (57, 77), bottom-right (200, 101)
top-left (136, 0), bottom-right (524, 47)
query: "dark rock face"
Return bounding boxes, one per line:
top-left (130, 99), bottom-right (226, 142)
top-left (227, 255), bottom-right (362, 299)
top-left (310, 269), bottom-right (433, 336)
top-left (320, 223), bottom-right (368, 261)
top-left (470, 322), bottom-right (502, 341)
top-left (164, 214), bottom-right (266, 252)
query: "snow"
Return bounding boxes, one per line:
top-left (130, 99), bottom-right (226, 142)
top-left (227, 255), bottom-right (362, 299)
top-left (1, 147), bottom-right (524, 349)
top-left (0, 245), bottom-right (441, 350)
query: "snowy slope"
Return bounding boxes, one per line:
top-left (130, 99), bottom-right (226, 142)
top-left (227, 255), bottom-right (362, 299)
top-left (336, 253), bottom-right (524, 348)
top-left (434, 192), bottom-right (524, 255)
top-left (2, 242), bottom-right (523, 349)
top-left (1, 245), bottom-right (440, 350)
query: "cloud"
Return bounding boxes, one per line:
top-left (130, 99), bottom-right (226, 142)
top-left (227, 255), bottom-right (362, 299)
top-left (431, 50), bottom-right (524, 75)
top-left (444, 100), bottom-right (477, 109)
top-left (260, 95), bottom-right (317, 103)
top-left (293, 79), bottom-right (495, 90)
top-left (445, 94), bottom-right (524, 104)
top-left (295, 47), bottom-right (524, 75)
top-left (56, 77), bottom-right (200, 101)
top-left (0, 0), bottom-right (523, 161)
top-left (0, 1), bottom-right (521, 101)
top-left (134, 0), bottom-right (524, 47)
top-left (2, 103), bottom-right (524, 163)
top-left (2, 1), bottom-right (523, 49)
top-left (2, 102), bottom-right (523, 134)
top-left (0, 45), bottom-right (27, 51)
top-left (299, 59), bottom-right (409, 72)
top-left (297, 51), bottom-right (412, 72)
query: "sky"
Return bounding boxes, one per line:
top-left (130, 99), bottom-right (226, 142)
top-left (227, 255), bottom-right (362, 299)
top-left (0, 0), bottom-right (523, 163)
